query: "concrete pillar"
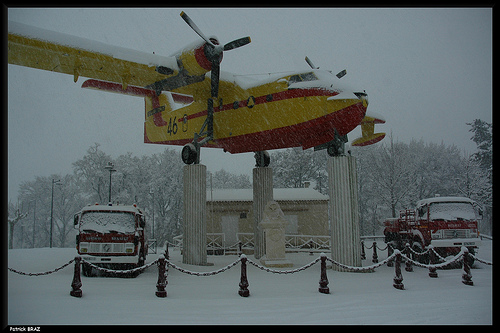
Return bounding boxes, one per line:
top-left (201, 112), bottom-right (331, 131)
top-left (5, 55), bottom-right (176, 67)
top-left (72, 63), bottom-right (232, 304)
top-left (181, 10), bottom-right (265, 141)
top-left (327, 156), bottom-right (362, 271)
top-left (183, 164), bottom-right (207, 265)
top-left (253, 167), bottom-right (273, 259)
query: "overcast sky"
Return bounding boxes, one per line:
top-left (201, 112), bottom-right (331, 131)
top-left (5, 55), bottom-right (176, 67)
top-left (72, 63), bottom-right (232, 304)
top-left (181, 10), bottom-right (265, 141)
top-left (7, 7), bottom-right (492, 202)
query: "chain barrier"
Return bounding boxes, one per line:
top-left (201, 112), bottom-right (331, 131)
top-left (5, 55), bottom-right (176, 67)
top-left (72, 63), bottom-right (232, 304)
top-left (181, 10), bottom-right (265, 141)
top-left (81, 258), bottom-right (158, 275)
top-left (165, 257), bottom-right (242, 276)
top-left (8, 259), bottom-right (75, 276)
top-left (471, 254), bottom-right (492, 266)
top-left (246, 256), bottom-right (321, 274)
top-left (9, 246), bottom-right (492, 299)
top-left (327, 252), bottom-right (398, 272)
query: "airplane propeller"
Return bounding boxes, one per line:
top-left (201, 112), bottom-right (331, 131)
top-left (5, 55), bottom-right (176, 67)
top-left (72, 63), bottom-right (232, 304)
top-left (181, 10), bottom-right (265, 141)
top-left (179, 11), bottom-right (251, 165)
top-left (305, 56), bottom-right (347, 79)
top-left (180, 11), bottom-right (251, 99)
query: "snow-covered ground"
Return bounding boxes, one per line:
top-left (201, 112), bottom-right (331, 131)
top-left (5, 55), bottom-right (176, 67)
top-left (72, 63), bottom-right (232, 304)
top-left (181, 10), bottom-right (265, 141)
top-left (8, 240), bottom-right (492, 325)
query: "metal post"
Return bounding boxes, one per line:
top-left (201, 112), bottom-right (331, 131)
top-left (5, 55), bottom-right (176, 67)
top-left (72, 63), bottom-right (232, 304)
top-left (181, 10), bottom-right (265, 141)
top-left (404, 243), bottom-right (413, 272)
top-left (462, 248), bottom-right (473, 286)
top-left (318, 254), bottom-right (330, 294)
top-left (372, 241), bottom-right (378, 263)
top-left (428, 246), bottom-right (438, 278)
top-left (70, 256), bottom-right (82, 297)
top-left (156, 255), bottom-right (168, 297)
top-left (393, 250), bottom-right (404, 290)
top-left (238, 255), bottom-right (250, 297)
top-left (50, 179), bottom-right (60, 248)
top-left (104, 162), bottom-right (116, 205)
top-left (360, 240), bottom-right (366, 260)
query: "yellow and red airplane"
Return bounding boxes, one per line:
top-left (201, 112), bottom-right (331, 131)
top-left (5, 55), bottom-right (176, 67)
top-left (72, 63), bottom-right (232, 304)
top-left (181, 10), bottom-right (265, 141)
top-left (8, 12), bottom-right (385, 166)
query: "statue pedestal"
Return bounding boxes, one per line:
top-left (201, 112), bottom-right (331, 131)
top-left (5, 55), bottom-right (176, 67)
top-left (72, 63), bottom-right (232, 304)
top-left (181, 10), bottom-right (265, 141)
top-left (259, 201), bottom-right (293, 268)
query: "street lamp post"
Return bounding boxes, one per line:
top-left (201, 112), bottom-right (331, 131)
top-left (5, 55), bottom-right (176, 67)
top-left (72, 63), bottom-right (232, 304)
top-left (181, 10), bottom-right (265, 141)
top-left (104, 162), bottom-right (116, 205)
top-left (50, 179), bottom-right (61, 248)
top-left (149, 189), bottom-right (155, 239)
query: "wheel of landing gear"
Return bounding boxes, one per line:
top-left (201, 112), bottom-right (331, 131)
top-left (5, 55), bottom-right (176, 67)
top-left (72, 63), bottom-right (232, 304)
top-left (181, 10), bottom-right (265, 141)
top-left (182, 143), bottom-right (198, 165)
top-left (254, 151), bottom-right (270, 167)
top-left (327, 142), bottom-right (344, 157)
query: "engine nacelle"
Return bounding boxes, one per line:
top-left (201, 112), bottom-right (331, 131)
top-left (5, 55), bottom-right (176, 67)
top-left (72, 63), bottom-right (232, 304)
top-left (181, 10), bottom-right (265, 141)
top-left (175, 38), bottom-right (222, 77)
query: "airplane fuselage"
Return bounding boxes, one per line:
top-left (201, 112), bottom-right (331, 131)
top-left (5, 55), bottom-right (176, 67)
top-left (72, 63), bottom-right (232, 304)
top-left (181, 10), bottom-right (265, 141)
top-left (143, 69), bottom-right (367, 154)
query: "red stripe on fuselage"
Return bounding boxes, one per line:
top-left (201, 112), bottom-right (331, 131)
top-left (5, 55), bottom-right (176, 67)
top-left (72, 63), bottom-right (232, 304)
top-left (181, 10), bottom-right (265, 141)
top-left (177, 88), bottom-right (340, 123)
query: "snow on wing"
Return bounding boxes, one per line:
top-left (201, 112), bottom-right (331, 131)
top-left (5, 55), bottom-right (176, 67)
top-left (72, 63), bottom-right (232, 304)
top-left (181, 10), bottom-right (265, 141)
top-left (7, 20), bottom-right (179, 87)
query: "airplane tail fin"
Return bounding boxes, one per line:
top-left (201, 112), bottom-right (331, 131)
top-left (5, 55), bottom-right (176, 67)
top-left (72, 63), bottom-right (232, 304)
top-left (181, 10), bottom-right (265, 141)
top-left (352, 113), bottom-right (386, 147)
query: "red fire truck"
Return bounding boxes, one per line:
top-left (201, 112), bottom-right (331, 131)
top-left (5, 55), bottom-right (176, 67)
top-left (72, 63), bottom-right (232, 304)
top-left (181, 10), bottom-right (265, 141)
top-left (383, 196), bottom-right (482, 262)
top-left (74, 203), bottom-right (148, 277)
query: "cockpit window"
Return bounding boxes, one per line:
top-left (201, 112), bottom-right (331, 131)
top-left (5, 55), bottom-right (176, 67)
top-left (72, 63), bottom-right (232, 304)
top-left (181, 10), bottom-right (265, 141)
top-left (289, 72), bottom-right (318, 84)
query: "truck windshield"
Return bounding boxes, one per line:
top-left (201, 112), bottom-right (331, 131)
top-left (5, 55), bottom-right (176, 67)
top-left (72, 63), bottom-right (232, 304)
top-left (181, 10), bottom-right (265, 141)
top-left (429, 202), bottom-right (476, 221)
top-left (80, 211), bottom-right (135, 234)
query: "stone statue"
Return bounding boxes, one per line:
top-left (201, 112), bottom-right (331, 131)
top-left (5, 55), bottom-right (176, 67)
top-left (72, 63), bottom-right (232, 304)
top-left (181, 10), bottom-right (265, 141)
top-left (259, 201), bottom-right (293, 267)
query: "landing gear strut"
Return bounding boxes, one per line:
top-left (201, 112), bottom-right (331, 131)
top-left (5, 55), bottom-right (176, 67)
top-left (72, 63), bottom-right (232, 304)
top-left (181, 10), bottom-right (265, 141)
top-left (314, 130), bottom-right (348, 157)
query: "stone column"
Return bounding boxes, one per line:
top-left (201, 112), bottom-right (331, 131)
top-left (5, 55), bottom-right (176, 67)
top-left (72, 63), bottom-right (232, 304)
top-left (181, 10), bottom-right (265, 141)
top-left (327, 156), bottom-right (362, 271)
top-left (253, 167), bottom-right (273, 259)
top-left (183, 164), bottom-right (207, 265)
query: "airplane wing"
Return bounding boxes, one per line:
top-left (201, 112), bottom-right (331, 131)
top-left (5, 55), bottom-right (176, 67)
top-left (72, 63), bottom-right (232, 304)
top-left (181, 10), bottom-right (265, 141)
top-left (8, 20), bottom-right (180, 89)
top-left (351, 112), bottom-right (386, 146)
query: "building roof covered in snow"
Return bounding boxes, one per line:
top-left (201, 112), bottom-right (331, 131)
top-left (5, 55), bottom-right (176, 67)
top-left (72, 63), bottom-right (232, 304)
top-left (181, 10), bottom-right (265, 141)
top-left (207, 188), bottom-right (328, 202)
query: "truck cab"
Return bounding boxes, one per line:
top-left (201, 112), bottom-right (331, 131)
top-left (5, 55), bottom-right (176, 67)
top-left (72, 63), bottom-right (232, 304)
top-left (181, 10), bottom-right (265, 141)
top-left (416, 196), bottom-right (481, 252)
top-left (384, 196), bottom-right (482, 261)
top-left (74, 203), bottom-right (147, 277)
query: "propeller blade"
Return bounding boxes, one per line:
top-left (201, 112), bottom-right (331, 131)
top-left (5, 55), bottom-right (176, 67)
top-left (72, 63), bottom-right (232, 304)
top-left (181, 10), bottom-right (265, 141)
top-left (224, 36), bottom-right (252, 51)
top-left (305, 56), bottom-right (318, 69)
top-left (210, 61), bottom-right (220, 98)
top-left (180, 11), bottom-right (215, 47)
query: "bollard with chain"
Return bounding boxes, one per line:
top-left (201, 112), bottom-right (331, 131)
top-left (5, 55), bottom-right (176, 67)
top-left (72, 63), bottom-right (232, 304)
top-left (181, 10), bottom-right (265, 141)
top-left (372, 241), bottom-right (378, 263)
top-left (404, 243), bottom-right (413, 272)
top-left (360, 240), bottom-right (366, 260)
top-left (70, 256), bottom-right (83, 298)
top-left (462, 247), bottom-right (473, 286)
top-left (156, 255), bottom-right (168, 297)
top-left (238, 254), bottom-right (250, 297)
top-left (318, 253), bottom-right (330, 294)
top-left (387, 243), bottom-right (394, 267)
top-left (393, 250), bottom-right (404, 290)
top-left (428, 246), bottom-right (438, 278)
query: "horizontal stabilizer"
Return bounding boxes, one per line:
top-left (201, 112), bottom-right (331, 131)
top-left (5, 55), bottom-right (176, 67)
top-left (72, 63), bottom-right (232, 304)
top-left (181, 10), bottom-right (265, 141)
top-left (351, 112), bottom-right (386, 146)
top-left (352, 132), bottom-right (385, 146)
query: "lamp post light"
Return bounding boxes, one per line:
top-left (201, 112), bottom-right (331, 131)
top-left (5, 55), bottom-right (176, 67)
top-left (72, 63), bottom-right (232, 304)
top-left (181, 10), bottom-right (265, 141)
top-left (50, 179), bottom-right (61, 248)
top-left (104, 162), bottom-right (116, 205)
